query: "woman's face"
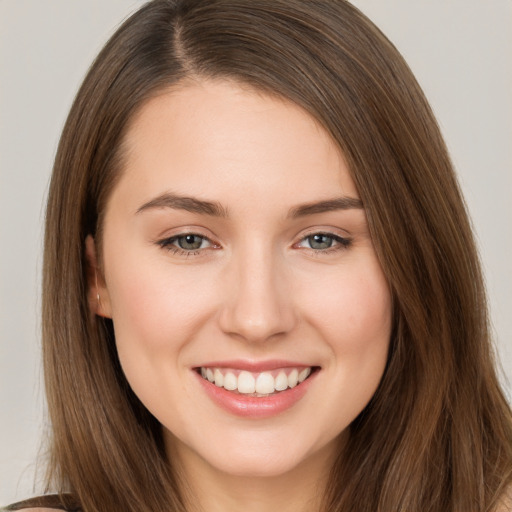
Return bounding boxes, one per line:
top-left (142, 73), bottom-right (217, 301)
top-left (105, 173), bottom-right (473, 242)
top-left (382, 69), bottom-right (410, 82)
top-left (92, 80), bottom-right (392, 479)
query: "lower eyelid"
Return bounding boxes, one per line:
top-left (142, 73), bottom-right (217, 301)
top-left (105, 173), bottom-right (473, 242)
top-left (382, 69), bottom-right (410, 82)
top-left (168, 247), bottom-right (201, 256)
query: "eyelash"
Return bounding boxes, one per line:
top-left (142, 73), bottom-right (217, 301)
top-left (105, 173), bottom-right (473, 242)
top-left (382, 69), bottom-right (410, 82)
top-left (157, 233), bottom-right (216, 256)
top-left (156, 232), bottom-right (352, 257)
top-left (296, 232), bottom-right (352, 255)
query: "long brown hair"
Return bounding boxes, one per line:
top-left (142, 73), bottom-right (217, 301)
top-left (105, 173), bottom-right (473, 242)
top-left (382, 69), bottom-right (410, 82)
top-left (42, 1), bottom-right (512, 510)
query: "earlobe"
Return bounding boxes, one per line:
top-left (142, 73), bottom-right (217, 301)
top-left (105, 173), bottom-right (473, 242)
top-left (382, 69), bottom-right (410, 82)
top-left (85, 235), bottom-right (112, 318)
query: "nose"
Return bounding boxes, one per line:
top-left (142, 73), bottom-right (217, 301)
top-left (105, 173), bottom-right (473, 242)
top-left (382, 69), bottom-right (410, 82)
top-left (217, 245), bottom-right (297, 343)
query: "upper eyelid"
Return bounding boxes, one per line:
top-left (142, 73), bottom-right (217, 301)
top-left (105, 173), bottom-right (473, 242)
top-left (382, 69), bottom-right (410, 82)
top-left (295, 227), bottom-right (351, 242)
top-left (158, 233), bottom-right (216, 246)
top-left (299, 224), bottom-right (350, 235)
top-left (299, 232), bottom-right (347, 241)
top-left (155, 226), bottom-right (218, 242)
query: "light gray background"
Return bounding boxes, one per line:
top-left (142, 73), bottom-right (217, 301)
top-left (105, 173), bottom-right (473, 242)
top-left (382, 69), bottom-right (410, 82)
top-left (1, 0), bottom-right (510, 505)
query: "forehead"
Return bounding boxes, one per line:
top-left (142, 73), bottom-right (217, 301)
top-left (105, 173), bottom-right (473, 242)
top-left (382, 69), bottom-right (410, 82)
top-left (112, 79), bottom-right (358, 213)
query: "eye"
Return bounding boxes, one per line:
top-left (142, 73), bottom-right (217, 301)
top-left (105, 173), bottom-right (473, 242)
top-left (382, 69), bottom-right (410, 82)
top-left (174, 234), bottom-right (210, 251)
top-left (157, 233), bottom-right (215, 254)
top-left (297, 232), bottom-right (351, 252)
top-left (305, 233), bottom-right (335, 250)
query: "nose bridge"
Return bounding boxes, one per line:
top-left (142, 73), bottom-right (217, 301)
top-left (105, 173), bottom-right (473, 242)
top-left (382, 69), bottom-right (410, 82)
top-left (218, 239), bottom-right (295, 342)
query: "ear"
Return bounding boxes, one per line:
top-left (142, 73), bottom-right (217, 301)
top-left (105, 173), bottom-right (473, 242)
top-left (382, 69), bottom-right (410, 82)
top-left (85, 235), bottom-right (112, 318)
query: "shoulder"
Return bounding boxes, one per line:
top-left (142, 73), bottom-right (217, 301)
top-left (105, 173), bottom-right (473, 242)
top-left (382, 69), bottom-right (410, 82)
top-left (496, 487), bottom-right (512, 512)
top-left (8, 509), bottom-right (59, 512)
top-left (2, 495), bottom-right (81, 512)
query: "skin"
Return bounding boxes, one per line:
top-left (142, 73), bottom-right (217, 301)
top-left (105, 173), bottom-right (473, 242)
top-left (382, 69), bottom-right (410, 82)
top-left (86, 79), bottom-right (392, 512)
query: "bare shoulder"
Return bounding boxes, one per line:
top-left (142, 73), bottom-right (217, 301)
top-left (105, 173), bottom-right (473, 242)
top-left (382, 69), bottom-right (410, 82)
top-left (12, 509), bottom-right (59, 512)
top-left (496, 488), bottom-right (512, 512)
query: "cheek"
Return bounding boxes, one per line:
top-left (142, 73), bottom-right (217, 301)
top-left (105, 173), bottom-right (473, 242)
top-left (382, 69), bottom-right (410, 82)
top-left (103, 254), bottom-right (220, 418)
top-left (298, 255), bottom-right (392, 403)
top-left (340, 275), bottom-right (391, 347)
top-left (104, 246), bottom-right (219, 357)
top-left (299, 259), bottom-right (391, 427)
top-left (300, 259), bottom-right (392, 351)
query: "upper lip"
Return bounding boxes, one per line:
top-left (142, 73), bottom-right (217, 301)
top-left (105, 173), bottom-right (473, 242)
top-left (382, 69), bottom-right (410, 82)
top-left (195, 359), bottom-right (316, 372)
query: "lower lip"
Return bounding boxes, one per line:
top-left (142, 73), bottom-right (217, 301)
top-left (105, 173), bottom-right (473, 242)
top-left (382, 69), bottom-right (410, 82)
top-left (194, 370), bottom-right (317, 419)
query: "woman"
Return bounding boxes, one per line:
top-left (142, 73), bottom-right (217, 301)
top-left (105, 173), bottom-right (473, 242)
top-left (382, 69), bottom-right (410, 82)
top-left (5, 0), bottom-right (512, 511)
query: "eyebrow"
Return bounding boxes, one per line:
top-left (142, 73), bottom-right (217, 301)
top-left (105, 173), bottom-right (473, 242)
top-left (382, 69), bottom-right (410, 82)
top-left (136, 192), bottom-right (363, 218)
top-left (136, 193), bottom-right (229, 217)
top-left (288, 197), bottom-right (364, 218)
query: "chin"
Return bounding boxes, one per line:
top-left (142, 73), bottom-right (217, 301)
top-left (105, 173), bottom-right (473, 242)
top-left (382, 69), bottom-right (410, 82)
top-left (179, 428), bottom-right (338, 481)
top-left (207, 451), bottom-right (311, 479)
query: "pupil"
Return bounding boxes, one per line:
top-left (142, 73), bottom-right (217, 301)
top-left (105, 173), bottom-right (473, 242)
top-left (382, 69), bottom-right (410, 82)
top-left (310, 234), bottom-right (332, 249)
top-left (179, 235), bottom-right (202, 250)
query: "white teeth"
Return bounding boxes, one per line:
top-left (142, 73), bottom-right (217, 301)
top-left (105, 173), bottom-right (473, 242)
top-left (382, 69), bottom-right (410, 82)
top-left (298, 367), bottom-right (311, 383)
top-left (223, 372), bottom-right (238, 391)
top-left (238, 371), bottom-right (256, 393)
top-left (255, 372), bottom-right (275, 394)
top-left (200, 366), bottom-right (313, 395)
top-left (275, 371), bottom-right (288, 391)
top-left (288, 369), bottom-right (299, 388)
top-left (214, 369), bottom-right (224, 387)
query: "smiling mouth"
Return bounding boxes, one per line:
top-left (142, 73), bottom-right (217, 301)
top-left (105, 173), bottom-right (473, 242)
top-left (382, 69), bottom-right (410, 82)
top-left (196, 366), bottom-right (317, 397)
